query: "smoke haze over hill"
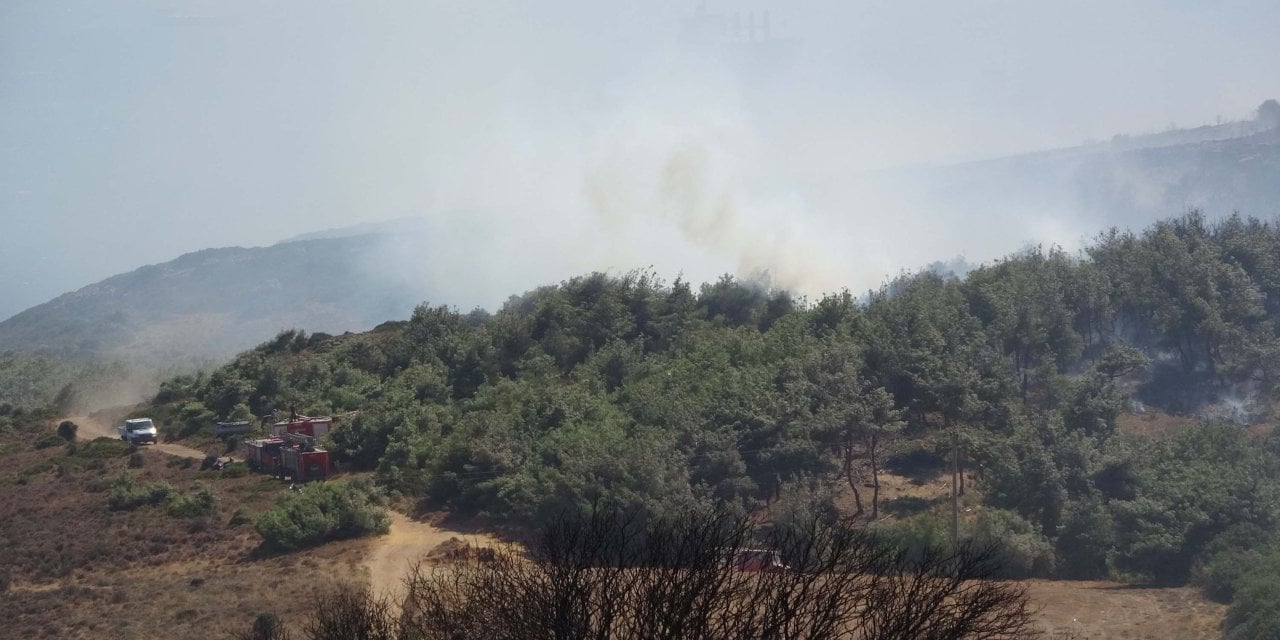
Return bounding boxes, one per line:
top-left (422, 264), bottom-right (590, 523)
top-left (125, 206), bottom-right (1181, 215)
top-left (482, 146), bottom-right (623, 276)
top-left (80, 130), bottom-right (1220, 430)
top-left (3, 1), bottom-right (1279, 320)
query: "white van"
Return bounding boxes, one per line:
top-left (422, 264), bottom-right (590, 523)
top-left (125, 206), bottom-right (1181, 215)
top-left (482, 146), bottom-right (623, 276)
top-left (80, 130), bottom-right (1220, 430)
top-left (118, 418), bottom-right (158, 444)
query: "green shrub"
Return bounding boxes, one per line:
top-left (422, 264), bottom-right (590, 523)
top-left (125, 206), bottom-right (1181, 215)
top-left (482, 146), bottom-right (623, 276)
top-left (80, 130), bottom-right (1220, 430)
top-left (1226, 552), bottom-right (1280, 639)
top-left (971, 508), bottom-right (1056, 578)
top-left (1054, 497), bottom-right (1116, 579)
top-left (175, 401), bottom-right (217, 439)
top-left (85, 474), bottom-right (112, 492)
top-left (70, 437), bottom-right (132, 459)
top-left (107, 472), bottom-right (177, 510)
top-left (870, 509), bottom-right (1056, 579)
top-left (228, 403), bottom-right (254, 423)
top-left (127, 452), bottom-right (145, 468)
top-left (254, 479), bottom-right (389, 551)
top-left (1195, 525), bottom-right (1274, 603)
top-left (869, 512), bottom-right (951, 563)
top-left (247, 612), bottom-right (288, 640)
top-left (1198, 548), bottom-right (1260, 604)
top-left (166, 482), bottom-right (219, 518)
top-left (229, 507), bottom-right (252, 527)
top-left (33, 433), bottom-right (65, 450)
top-left (220, 462), bottom-right (248, 478)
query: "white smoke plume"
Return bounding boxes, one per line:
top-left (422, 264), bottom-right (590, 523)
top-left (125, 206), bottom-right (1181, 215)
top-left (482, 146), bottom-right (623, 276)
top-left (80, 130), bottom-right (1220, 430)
top-left (4, 1), bottom-right (1278, 318)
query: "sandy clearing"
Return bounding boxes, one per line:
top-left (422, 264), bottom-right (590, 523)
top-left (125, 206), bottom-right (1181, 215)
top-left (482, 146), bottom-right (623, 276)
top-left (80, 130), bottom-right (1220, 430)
top-left (365, 511), bottom-right (502, 607)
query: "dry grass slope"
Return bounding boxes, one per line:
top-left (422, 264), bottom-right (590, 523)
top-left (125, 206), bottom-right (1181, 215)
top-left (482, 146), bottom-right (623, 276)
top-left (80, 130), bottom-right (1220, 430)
top-left (0, 424), bottom-right (369, 640)
top-left (1028, 580), bottom-right (1226, 639)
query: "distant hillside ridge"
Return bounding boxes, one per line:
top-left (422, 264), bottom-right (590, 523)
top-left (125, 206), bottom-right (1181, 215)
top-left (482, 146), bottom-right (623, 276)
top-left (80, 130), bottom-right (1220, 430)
top-left (0, 233), bottom-right (437, 368)
top-left (858, 111), bottom-right (1280, 251)
top-left (277, 216), bottom-right (439, 244)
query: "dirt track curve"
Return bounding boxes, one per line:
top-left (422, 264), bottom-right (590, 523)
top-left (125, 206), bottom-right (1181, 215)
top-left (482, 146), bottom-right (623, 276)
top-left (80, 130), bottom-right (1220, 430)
top-left (366, 512), bottom-right (501, 606)
top-left (66, 414), bottom-right (210, 459)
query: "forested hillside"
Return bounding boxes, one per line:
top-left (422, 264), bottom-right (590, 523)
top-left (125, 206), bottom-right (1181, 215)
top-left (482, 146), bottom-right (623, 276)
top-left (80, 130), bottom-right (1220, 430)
top-left (149, 213), bottom-right (1280, 635)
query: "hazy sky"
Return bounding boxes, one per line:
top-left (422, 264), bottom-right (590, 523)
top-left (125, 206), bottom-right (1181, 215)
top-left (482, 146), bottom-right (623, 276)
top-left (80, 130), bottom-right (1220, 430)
top-left (3, 0), bottom-right (1278, 319)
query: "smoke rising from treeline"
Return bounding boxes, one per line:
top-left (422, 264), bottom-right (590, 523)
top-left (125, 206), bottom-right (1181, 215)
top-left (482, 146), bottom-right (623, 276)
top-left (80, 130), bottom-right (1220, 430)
top-left (3, 1), bottom-right (1279, 317)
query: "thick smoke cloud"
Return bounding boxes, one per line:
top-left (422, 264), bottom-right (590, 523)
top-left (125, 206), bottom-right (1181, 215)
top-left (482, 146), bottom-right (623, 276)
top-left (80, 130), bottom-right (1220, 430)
top-left (3, 1), bottom-right (1278, 318)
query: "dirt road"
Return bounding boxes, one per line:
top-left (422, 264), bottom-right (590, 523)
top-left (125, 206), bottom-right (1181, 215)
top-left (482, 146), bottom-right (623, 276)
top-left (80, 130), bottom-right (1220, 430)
top-left (65, 414), bottom-right (209, 459)
top-left (365, 512), bottom-right (502, 607)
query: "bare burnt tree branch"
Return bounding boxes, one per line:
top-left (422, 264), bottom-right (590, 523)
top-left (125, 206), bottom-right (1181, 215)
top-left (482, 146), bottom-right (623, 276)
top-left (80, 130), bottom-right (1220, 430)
top-left (242, 505), bottom-right (1037, 640)
top-left (857, 543), bottom-right (1037, 640)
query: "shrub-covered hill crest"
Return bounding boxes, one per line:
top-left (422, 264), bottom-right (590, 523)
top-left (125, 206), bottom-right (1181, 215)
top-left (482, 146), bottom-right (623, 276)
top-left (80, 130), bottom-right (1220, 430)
top-left (0, 232), bottom-right (435, 368)
top-left (150, 213), bottom-right (1280, 636)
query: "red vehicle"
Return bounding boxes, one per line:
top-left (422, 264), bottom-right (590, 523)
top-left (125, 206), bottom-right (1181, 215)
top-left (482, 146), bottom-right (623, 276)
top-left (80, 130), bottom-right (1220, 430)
top-left (271, 415), bottom-right (332, 440)
top-left (244, 418), bottom-right (333, 482)
top-left (728, 549), bottom-right (788, 573)
top-left (243, 437), bottom-right (286, 471)
top-left (280, 433), bottom-right (330, 482)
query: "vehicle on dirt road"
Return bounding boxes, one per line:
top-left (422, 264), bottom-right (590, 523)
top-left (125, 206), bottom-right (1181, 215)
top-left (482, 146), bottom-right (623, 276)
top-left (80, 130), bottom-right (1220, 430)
top-left (118, 418), bottom-right (158, 444)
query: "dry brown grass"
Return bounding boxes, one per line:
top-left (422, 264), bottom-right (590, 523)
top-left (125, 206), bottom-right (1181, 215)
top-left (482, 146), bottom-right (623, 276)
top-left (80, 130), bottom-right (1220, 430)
top-left (1027, 580), bottom-right (1226, 639)
top-left (0, 425), bottom-right (371, 640)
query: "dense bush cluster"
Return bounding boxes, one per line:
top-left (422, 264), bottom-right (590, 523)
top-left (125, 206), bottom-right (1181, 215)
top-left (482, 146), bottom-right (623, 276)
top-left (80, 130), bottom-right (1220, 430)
top-left (107, 472), bottom-right (177, 510)
top-left (107, 471), bottom-right (218, 517)
top-left (151, 213), bottom-right (1280, 634)
top-left (254, 479), bottom-right (389, 551)
top-left (166, 482), bottom-right (219, 518)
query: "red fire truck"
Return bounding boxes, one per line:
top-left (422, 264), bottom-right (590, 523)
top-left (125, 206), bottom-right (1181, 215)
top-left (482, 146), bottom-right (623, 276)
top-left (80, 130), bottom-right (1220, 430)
top-left (244, 415), bottom-right (332, 482)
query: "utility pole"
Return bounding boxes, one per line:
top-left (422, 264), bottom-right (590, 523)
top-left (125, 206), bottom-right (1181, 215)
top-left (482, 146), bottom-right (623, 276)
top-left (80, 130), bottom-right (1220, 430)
top-left (950, 424), bottom-right (960, 553)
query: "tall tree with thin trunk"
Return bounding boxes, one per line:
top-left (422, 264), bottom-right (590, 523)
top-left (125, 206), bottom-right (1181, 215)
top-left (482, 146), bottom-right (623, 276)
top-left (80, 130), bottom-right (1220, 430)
top-left (859, 386), bottom-right (905, 520)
